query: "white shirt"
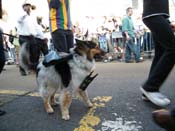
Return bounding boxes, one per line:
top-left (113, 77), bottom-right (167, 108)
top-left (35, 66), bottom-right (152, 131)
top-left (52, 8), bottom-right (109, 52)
top-left (0, 20), bottom-right (14, 48)
top-left (34, 23), bottom-right (45, 39)
top-left (17, 11), bottom-right (45, 39)
top-left (0, 20), bottom-right (11, 34)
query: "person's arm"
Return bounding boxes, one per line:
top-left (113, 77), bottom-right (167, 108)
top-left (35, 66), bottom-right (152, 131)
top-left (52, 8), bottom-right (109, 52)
top-left (17, 12), bottom-right (28, 23)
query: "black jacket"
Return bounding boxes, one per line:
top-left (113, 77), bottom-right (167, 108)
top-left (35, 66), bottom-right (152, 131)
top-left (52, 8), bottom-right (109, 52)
top-left (143, 0), bottom-right (169, 18)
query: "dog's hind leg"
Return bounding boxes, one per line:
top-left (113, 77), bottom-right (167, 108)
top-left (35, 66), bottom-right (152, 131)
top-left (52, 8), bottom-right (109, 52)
top-left (76, 88), bottom-right (93, 108)
top-left (59, 89), bottom-right (72, 120)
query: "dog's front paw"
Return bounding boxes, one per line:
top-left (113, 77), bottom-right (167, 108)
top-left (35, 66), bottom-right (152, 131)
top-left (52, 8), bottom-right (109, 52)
top-left (46, 107), bottom-right (54, 114)
top-left (87, 101), bottom-right (93, 108)
top-left (62, 114), bottom-right (70, 120)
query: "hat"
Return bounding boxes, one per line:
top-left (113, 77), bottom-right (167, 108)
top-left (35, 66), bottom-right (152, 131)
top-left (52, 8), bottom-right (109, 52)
top-left (22, 0), bottom-right (33, 8)
top-left (22, 0), bottom-right (36, 10)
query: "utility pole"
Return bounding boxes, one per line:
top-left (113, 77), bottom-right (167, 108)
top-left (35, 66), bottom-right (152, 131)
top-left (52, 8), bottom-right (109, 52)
top-left (172, 0), bottom-right (175, 7)
top-left (132, 0), bottom-right (138, 9)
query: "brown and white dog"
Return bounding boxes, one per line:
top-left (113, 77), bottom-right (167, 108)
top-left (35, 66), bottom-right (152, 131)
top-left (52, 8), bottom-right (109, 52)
top-left (36, 39), bottom-right (105, 120)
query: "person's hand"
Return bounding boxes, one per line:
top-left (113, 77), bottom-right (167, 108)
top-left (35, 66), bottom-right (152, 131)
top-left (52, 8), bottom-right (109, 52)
top-left (126, 34), bottom-right (130, 41)
top-left (170, 22), bottom-right (175, 32)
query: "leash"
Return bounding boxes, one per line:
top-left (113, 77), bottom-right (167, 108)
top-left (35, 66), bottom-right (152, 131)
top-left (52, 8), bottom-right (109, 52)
top-left (0, 32), bottom-right (18, 38)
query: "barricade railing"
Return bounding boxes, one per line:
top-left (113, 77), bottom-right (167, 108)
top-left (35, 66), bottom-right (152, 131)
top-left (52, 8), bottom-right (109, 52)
top-left (110, 31), bottom-right (154, 59)
top-left (142, 32), bottom-right (154, 58)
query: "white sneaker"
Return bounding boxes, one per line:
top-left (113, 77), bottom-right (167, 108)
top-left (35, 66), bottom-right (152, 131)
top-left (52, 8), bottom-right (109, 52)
top-left (140, 87), bottom-right (170, 107)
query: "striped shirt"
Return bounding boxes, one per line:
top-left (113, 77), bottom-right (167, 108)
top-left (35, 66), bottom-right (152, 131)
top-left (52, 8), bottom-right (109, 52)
top-left (48, 0), bottom-right (72, 32)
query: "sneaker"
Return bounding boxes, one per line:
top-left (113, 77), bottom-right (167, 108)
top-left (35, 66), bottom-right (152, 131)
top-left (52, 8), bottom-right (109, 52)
top-left (136, 59), bottom-right (144, 63)
top-left (125, 60), bottom-right (134, 63)
top-left (140, 87), bottom-right (170, 107)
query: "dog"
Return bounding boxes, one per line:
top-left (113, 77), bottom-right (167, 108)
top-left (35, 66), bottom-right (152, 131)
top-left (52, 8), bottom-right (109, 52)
top-left (19, 42), bottom-right (31, 75)
top-left (36, 39), bottom-right (105, 120)
top-left (19, 38), bottom-right (48, 75)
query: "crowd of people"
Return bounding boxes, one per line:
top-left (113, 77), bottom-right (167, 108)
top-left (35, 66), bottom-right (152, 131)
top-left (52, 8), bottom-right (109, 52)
top-left (0, 0), bottom-right (175, 130)
top-left (0, 0), bottom-right (154, 67)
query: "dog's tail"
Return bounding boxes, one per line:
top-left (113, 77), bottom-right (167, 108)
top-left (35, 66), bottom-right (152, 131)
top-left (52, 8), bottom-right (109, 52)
top-left (19, 42), bottom-right (30, 71)
top-left (36, 61), bottom-right (43, 78)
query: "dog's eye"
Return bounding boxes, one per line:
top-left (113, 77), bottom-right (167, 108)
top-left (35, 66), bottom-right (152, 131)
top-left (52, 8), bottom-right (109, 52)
top-left (95, 46), bottom-right (99, 49)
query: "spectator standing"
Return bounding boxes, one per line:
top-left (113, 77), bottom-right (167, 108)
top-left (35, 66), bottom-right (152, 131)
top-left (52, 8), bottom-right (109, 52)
top-left (122, 7), bottom-right (143, 63)
top-left (0, 0), bottom-right (6, 116)
top-left (0, 9), bottom-right (13, 64)
top-left (8, 30), bottom-right (16, 64)
top-left (17, 1), bottom-right (48, 75)
top-left (47, 0), bottom-right (74, 53)
top-left (13, 28), bottom-right (20, 65)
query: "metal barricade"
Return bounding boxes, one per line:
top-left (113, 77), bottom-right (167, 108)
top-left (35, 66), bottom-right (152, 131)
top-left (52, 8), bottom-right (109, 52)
top-left (111, 31), bottom-right (124, 46)
top-left (142, 32), bottom-right (154, 58)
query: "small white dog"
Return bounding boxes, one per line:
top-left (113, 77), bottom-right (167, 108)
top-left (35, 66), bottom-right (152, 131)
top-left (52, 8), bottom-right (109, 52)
top-left (36, 39), bottom-right (104, 120)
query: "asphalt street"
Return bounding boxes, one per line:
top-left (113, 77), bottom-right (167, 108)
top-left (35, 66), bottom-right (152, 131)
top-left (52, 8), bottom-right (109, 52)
top-left (0, 60), bottom-right (175, 131)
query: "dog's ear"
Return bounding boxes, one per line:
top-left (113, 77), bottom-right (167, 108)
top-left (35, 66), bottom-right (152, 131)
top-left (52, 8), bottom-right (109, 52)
top-left (76, 39), bottom-right (97, 48)
top-left (86, 41), bottom-right (97, 49)
top-left (75, 39), bottom-right (89, 55)
top-left (75, 39), bottom-right (87, 48)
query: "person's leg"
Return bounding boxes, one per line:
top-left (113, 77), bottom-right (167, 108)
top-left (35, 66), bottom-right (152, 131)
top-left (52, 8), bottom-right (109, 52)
top-left (142, 16), bottom-right (175, 91)
top-left (0, 30), bottom-right (5, 72)
top-left (52, 29), bottom-right (67, 52)
top-left (18, 36), bottom-right (27, 75)
top-left (132, 41), bottom-right (140, 62)
top-left (125, 38), bottom-right (140, 62)
top-left (0, 30), bottom-right (6, 116)
top-left (36, 38), bottom-right (48, 56)
top-left (10, 47), bottom-right (16, 64)
top-left (143, 36), bottom-right (164, 91)
top-left (140, 16), bottom-right (175, 106)
top-left (66, 30), bottom-right (74, 53)
top-left (125, 40), bottom-right (132, 62)
top-left (0, 52), bottom-right (5, 73)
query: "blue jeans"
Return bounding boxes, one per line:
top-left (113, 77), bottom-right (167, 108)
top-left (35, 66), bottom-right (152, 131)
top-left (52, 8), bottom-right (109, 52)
top-left (125, 38), bottom-right (140, 62)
